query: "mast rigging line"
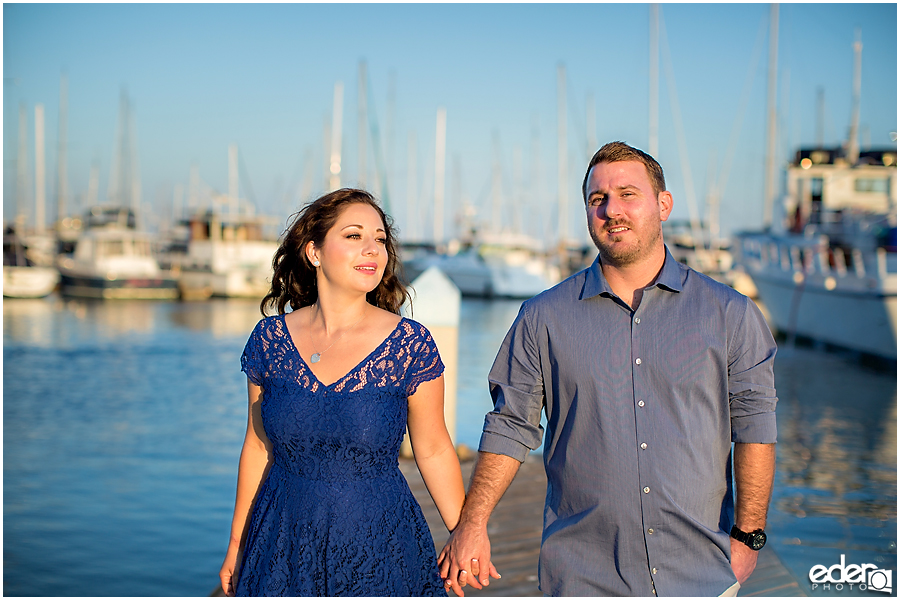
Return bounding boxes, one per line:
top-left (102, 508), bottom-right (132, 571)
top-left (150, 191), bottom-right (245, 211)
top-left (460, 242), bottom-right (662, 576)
top-left (658, 13), bottom-right (704, 249)
top-left (713, 11), bottom-right (769, 214)
top-left (365, 73), bottom-right (392, 215)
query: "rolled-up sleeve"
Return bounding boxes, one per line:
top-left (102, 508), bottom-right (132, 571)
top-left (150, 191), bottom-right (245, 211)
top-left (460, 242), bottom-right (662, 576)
top-left (728, 296), bottom-right (778, 443)
top-left (479, 303), bottom-right (546, 461)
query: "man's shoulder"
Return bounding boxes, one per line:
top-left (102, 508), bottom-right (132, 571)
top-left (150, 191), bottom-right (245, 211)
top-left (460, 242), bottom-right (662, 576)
top-left (682, 264), bottom-right (750, 306)
top-left (523, 266), bottom-right (590, 311)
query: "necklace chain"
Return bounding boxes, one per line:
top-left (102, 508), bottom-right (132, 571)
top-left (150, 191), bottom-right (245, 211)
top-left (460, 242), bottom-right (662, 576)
top-left (308, 304), bottom-right (367, 364)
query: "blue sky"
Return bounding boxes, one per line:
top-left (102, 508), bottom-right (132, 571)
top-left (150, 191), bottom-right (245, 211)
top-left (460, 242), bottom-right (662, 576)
top-left (3, 3), bottom-right (897, 245)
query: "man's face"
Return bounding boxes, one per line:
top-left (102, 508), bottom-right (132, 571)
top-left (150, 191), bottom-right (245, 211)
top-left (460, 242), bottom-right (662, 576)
top-left (584, 160), bottom-right (673, 268)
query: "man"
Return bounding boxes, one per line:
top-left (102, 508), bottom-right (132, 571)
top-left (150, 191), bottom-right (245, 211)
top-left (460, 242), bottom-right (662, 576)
top-left (438, 142), bottom-right (776, 597)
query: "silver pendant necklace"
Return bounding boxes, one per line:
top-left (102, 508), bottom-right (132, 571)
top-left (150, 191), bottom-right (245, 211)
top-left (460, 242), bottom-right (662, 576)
top-left (308, 304), bottom-right (367, 363)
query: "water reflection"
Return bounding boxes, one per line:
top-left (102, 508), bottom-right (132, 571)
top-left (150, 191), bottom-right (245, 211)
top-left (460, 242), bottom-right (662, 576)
top-left (774, 348), bottom-right (896, 522)
top-left (768, 345), bottom-right (897, 592)
top-left (167, 298), bottom-right (264, 338)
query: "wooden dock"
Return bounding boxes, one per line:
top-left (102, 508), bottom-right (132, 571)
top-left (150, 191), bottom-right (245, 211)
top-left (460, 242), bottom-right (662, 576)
top-left (401, 454), bottom-right (807, 597)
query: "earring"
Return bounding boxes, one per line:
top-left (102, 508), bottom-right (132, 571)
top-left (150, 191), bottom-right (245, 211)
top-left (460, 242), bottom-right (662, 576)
top-left (313, 260), bottom-right (320, 267)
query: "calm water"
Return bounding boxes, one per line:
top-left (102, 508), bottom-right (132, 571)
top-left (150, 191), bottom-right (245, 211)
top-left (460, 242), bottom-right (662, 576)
top-left (3, 296), bottom-right (896, 596)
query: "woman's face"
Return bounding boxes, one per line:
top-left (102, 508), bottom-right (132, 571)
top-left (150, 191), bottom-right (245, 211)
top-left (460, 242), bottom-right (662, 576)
top-left (307, 202), bottom-right (388, 295)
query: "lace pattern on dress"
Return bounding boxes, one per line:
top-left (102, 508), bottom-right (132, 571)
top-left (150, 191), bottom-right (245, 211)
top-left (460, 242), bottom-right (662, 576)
top-left (241, 315), bottom-right (444, 397)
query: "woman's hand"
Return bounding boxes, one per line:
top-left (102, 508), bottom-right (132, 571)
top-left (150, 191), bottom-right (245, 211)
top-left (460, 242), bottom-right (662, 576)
top-left (219, 546), bottom-right (239, 597)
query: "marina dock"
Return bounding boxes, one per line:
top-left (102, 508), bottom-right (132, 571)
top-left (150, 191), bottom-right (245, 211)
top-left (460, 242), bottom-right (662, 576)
top-left (400, 454), bottom-right (808, 597)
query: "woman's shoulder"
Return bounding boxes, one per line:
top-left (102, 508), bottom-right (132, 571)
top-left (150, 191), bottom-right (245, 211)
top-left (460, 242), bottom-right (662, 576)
top-left (247, 313), bottom-right (287, 340)
top-left (396, 315), bottom-right (432, 338)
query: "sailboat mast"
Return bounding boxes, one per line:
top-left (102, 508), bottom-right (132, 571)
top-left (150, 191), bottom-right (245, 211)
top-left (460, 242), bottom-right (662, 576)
top-left (491, 132), bottom-right (502, 231)
top-left (847, 30), bottom-right (862, 165)
top-left (433, 107), bottom-right (447, 244)
top-left (57, 72), bottom-right (68, 224)
top-left (406, 131), bottom-right (417, 241)
top-left (358, 61), bottom-right (367, 188)
top-left (35, 104), bottom-right (46, 234)
top-left (228, 144), bottom-right (239, 215)
top-left (17, 104), bottom-right (27, 232)
top-left (329, 81), bottom-right (344, 191)
top-left (557, 63), bottom-right (568, 245)
top-left (586, 92), bottom-right (596, 159)
top-left (649, 4), bottom-right (659, 157)
top-left (763, 3), bottom-right (779, 228)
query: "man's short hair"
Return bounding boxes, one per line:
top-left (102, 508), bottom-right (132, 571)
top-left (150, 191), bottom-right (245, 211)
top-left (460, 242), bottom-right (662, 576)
top-left (581, 141), bottom-right (667, 203)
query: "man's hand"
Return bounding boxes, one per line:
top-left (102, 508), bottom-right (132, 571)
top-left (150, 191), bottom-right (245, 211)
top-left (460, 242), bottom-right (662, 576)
top-left (437, 520), bottom-right (501, 597)
top-left (730, 538), bottom-right (759, 584)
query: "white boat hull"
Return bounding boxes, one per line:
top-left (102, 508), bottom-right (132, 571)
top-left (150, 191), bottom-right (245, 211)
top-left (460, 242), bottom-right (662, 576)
top-left (737, 234), bottom-right (898, 359)
top-left (58, 270), bottom-right (179, 300)
top-left (3, 266), bottom-right (59, 298)
top-left (752, 272), bottom-right (896, 359)
top-left (179, 268), bottom-right (271, 299)
top-left (404, 253), bottom-right (493, 297)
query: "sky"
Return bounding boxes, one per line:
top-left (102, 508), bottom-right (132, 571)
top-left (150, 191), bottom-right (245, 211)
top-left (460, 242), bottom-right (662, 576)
top-left (3, 2), bottom-right (897, 247)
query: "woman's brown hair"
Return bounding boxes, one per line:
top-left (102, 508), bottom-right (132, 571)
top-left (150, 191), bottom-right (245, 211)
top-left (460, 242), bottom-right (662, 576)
top-left (260, 188), bottom-right (410, 316)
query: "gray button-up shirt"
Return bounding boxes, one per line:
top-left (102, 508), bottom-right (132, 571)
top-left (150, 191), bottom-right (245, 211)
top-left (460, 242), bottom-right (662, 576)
top-left (479, 249), bottom-right (777, 596)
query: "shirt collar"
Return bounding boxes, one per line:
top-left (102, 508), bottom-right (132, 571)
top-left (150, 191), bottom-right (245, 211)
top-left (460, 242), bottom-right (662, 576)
top-left (581, 246), bottom-right (684, 300)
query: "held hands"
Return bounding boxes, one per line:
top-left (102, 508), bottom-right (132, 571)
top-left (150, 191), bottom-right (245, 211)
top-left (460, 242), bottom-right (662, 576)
top-left (730, 537), bottom-right (759, 584)
top-left (437, 520), bottom-right (501, 597)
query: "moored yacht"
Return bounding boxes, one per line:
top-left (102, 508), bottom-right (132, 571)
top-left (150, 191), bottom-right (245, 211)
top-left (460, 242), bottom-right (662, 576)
top-left (734, 146), bottom-right (897, 359)
top-left (168, 208), bottom-right (280, 299)
top-left (56, 221), bottom-right (179, 300)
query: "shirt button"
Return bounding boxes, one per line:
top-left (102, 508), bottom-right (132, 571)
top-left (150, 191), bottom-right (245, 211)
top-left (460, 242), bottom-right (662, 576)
top-left (643, 486), bottom-right (650, 494)
top-left (652, 567), bottom-right (658, 575)
top-left (635, 358), bottom-right (642, 365)
top-left (638, 400), bottom-right (645, 407)
top-left (634, 317), bottom-right (641, 324)
top-left (640, 442), bottom-right (648, 449)
top-left (648, 528), bottom-right (654, 534)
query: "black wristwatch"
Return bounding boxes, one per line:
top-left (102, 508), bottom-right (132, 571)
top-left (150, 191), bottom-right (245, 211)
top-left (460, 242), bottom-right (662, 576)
top-left (730, 525), bottom-right (767, 551)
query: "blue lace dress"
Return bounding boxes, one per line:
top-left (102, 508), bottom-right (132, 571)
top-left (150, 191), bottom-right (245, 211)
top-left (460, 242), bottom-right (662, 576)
top-left (234, 315), bottom-right (449, 597)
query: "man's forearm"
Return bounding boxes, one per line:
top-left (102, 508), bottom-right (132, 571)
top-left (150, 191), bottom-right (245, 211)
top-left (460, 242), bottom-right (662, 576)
top-left (458, 451), bottom-right (522, 529)
top-left (733, 442), bottom-right (775, 530)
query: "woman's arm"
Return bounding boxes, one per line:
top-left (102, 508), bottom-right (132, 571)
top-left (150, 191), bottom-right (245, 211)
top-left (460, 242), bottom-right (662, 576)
top-left (406, 375), bottom-right (465, 532)
top-left (219, 380), bottom-right (273, 597)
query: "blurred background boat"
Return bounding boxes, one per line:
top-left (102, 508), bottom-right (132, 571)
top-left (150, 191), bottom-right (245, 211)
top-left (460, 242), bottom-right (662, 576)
top-left (402, 232), bottom-right (560, 299)
top-left (161, 146), bottom-right (280, 300)
top-left (734, 36), bottom-right (897, 359)
top-left (56, 206), bottom-right (179, 300)
top-left (3, 225), bottom-right (59, 298)
top-left (165, 207), bottom-right (280, 300)
top-left (664, 220), bottom-right (758, 297)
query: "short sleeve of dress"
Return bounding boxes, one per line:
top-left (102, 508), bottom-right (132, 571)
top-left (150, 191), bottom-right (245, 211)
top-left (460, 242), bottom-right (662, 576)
top-left (405, 321), bottom-right (445, 397)
top-left (241, 319), bottom-right (268, 387)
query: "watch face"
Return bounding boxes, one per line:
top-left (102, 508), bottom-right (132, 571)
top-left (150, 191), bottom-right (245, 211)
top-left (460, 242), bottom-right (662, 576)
top-left (750, 531), bottom-right (767, 550)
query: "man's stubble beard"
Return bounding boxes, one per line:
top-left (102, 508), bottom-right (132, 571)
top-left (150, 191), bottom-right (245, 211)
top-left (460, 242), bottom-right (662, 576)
top-left (589, 219), bottom-right (663, 268)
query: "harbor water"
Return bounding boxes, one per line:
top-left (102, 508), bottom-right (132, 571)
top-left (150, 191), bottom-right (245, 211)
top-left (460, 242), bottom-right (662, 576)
top-left (3, 295), bottom-right (896, 596)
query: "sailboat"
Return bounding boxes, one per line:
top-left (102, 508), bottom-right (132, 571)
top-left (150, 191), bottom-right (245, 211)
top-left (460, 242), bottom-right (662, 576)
top-left (3, 226), bottom-right (59, 298)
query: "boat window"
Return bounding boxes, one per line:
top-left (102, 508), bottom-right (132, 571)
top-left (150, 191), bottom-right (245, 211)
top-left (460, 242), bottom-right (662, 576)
top-left (854, 178), bottom-right (890, 194)
top-left (98, 240), bottom-right (124, 257)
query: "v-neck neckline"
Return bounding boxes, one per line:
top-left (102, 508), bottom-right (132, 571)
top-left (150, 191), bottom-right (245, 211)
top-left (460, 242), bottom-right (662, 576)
top-left (280, 313), bottom-right (406, 389)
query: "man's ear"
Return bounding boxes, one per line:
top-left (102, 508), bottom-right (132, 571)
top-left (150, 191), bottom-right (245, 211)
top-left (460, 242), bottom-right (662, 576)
top-left (658, 191), bottom-right (674, 222)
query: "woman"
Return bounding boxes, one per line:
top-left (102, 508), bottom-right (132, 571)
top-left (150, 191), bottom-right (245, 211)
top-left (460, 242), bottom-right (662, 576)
top-left (219, 188), bottom-right (475, 596)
